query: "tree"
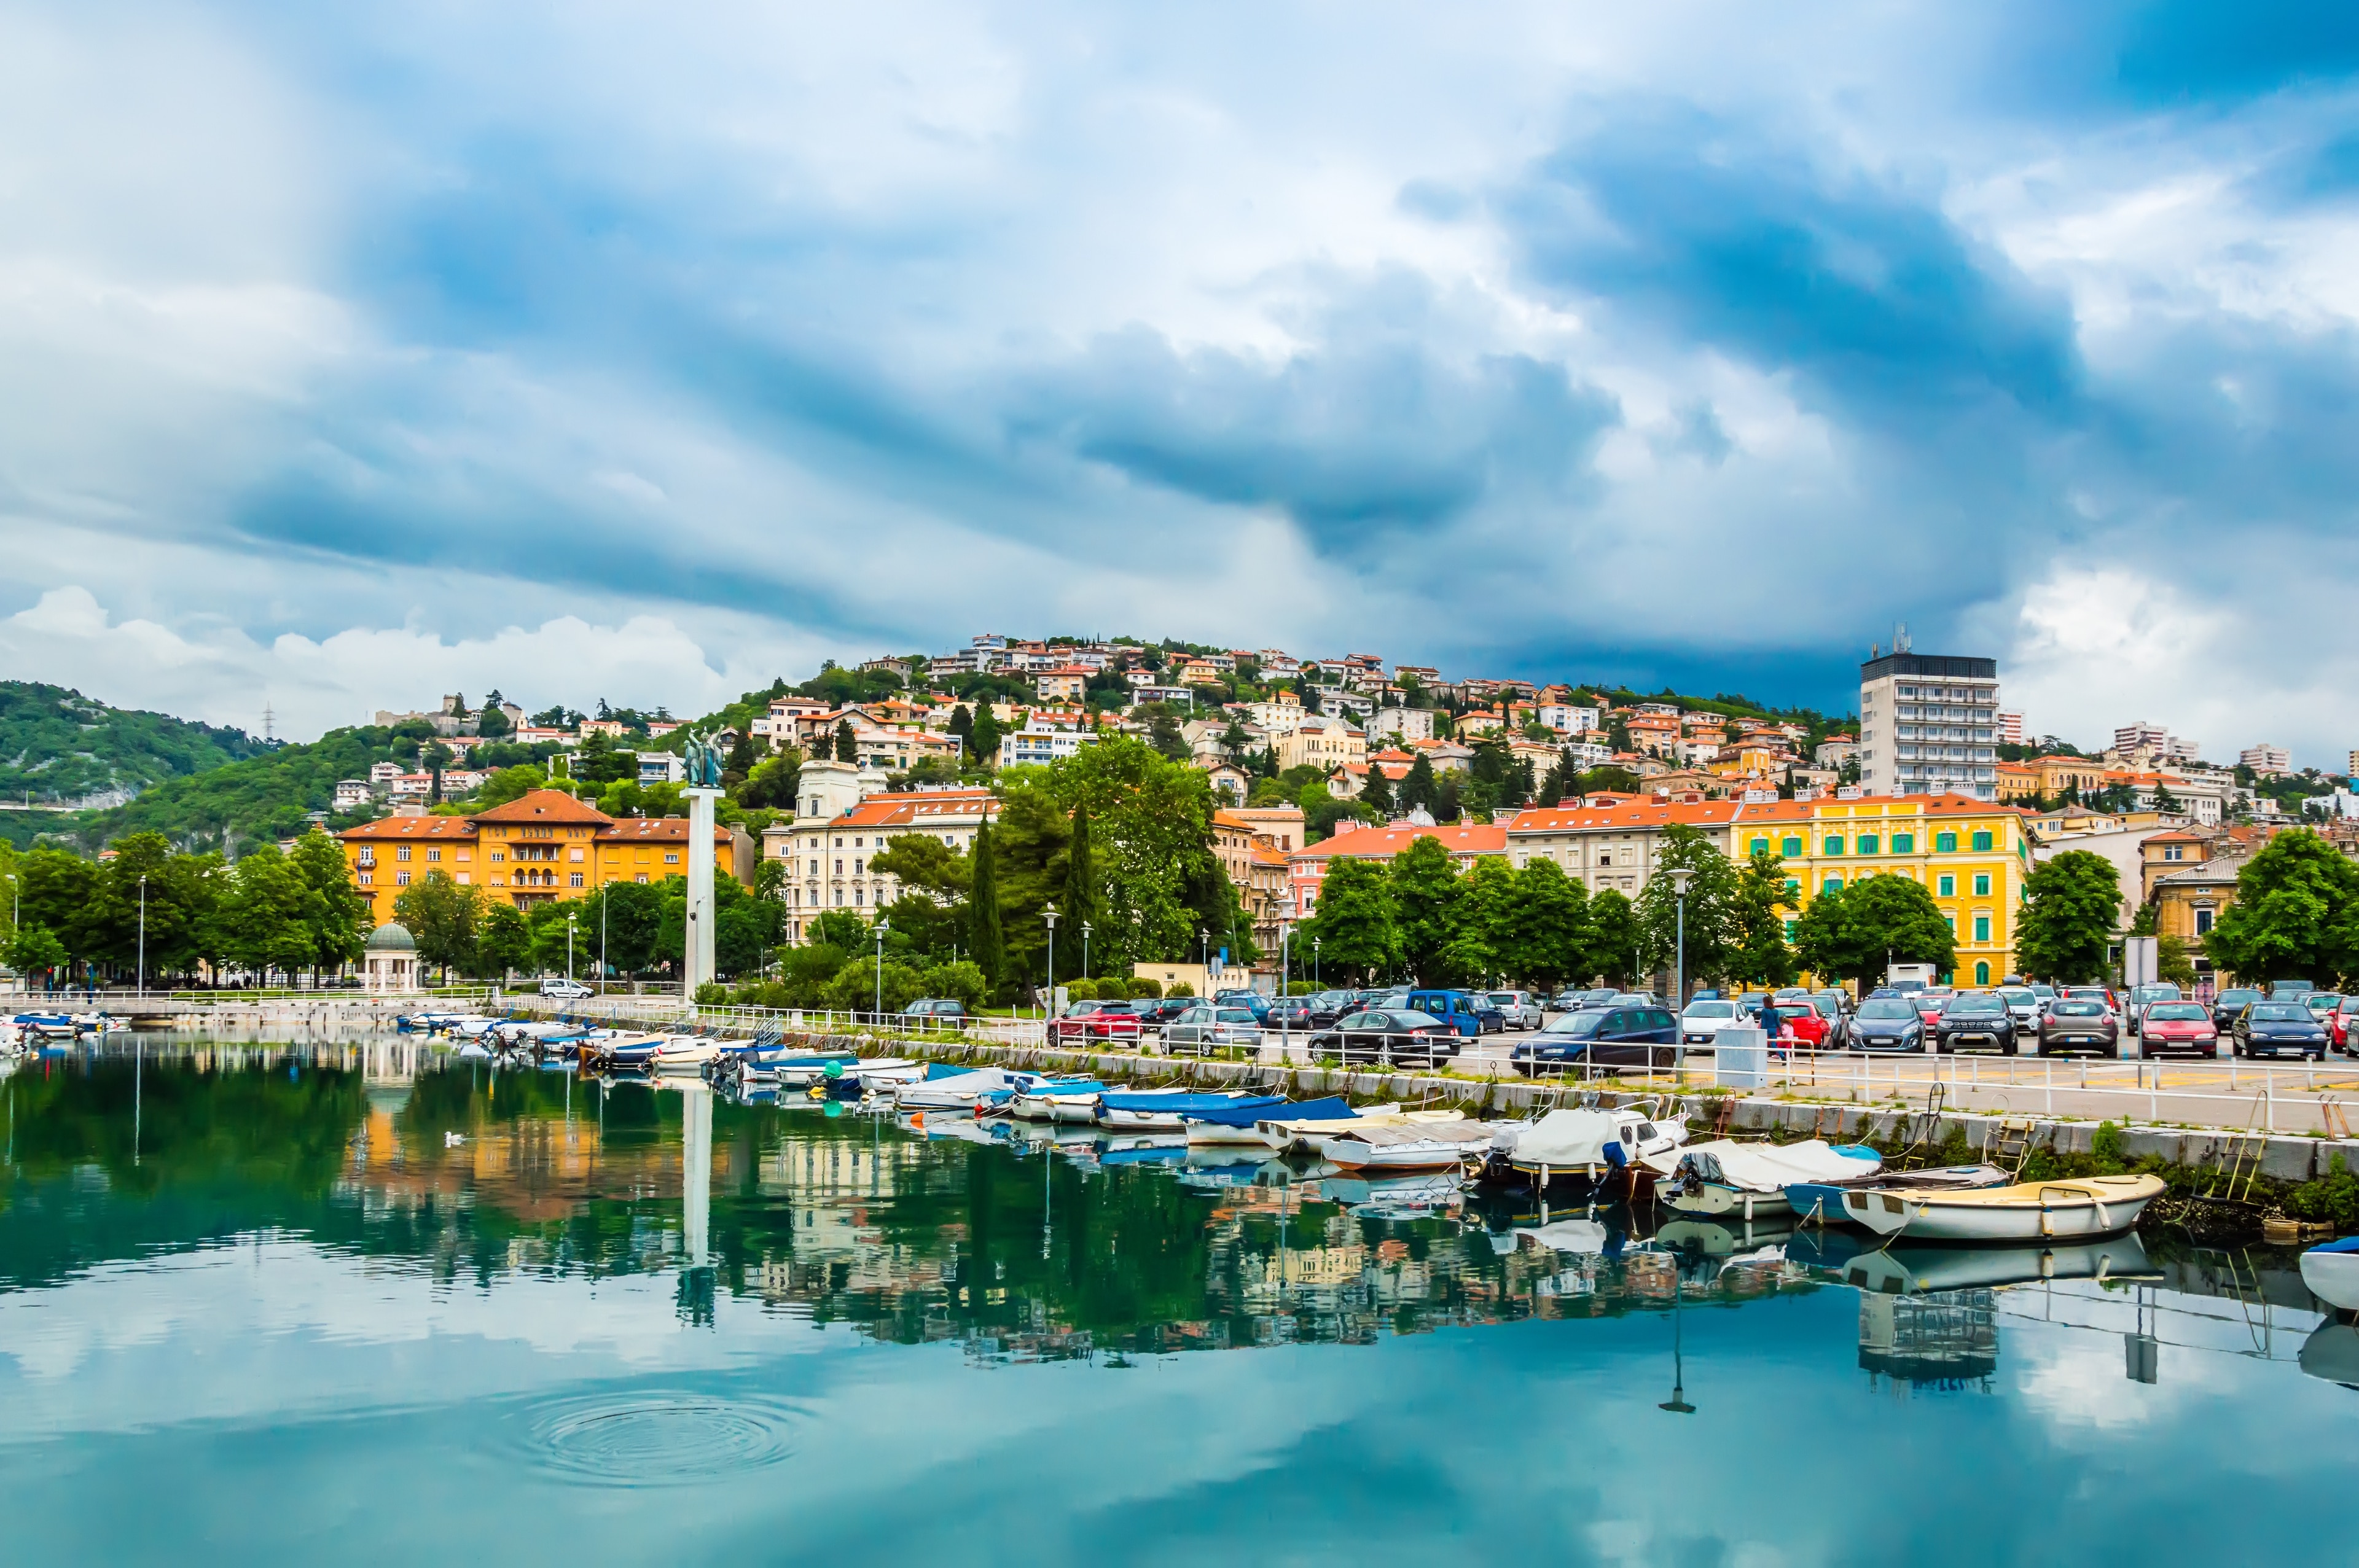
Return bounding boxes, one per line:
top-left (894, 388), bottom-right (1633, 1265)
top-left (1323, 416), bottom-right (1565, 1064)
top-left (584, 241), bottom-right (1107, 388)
top-left (1301, 857), bottom-right (1399, 983)
top-left (1148, 713), bottom-right (1187, 762)
top-left (736, 748), bottom-right (803, 812)
top-left (1587, 889), bottom-right (1641, 986)
top-left (1505, 858), bottom-right (1590, 989)
top-left (220, 846), bottom-right (316, 985)
top-left (1729, 848), bottom-right (1799, 989)
top-left (1606, 713), bottom-right (1635, 753)
top-left (1793, 874), bottom-right (1956, 991)
top-left (288, 829), bottom-right (370, 981)
top-left (477, 765), bottom-right (546, 809)
top-left (2157, 932), bottom-right (2198, 988)
top-left (2016, 850), bottom-right (2124, 983)
top-left (832, 720), bottom-right (858, 763)
top-left (1391, 835), bottom-right (1461, 983)
top-left (1218, 720), bottom-right (1253, 757)
top-left (6, 924), bottom-right (66, 987)
top-left (475, 700), bottom-right (512, 738)
top-left (722, 730), bottom-right (757, 789)
top-left (1061, 800), bottom-right (1100, 975)
top-left (2205, 829), bottom-right (2359, 986)
top-left (393, 870), bottom-right (481, 980)
top-left (1361, 763), bottom-right (1395, 817)
top-left (1399, 755), bottom-right (1438, 814)
top-left (967, 821), bottom-right (1006, 996)
top-left (1441, 856), bottom-right (1519, 983)
top-left (477, 903), bottom-right (533, 978)
top-left (969, 708), bottom-right (1004, 770)
top-left (1634, 824), bottom-right (1740, 989)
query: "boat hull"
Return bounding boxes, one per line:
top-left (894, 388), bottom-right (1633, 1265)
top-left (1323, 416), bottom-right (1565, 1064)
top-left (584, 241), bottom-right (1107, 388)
top-left (2301, 1244), bottom-right (2359, 1313)
top-left (1848, 1176), bottom-right (2164, 1241)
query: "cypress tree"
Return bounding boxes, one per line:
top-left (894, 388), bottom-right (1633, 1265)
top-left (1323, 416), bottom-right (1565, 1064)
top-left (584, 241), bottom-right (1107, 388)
top-left (1362, 762), bottom-right (1395, 816)
top-left (833, 719), bottom-right (858, 763)
top-left (1062, 801), bottom-right (1098, 975)
top-left (968, 821), bottom-right (1006, 996)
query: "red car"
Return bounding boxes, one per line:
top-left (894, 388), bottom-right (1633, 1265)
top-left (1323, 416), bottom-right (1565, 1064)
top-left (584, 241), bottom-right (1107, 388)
top-left (2333, 996), bottom-right (2359, 1053)
top-left (1769, 1003), bottom-right (1831, 1051)
top-left (1049, 1000), bottom-right (1143, 1043)
top-left (2138, 1001), bottom-right (2220, 1059)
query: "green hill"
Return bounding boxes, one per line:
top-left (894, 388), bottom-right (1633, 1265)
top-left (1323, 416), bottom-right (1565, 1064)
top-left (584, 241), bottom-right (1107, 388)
top-left (0, 682), bottom-right (266, 809)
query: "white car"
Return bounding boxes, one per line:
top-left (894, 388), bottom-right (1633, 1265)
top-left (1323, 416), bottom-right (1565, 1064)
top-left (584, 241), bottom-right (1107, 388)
top-left (1996, 986), bottom-right (2041, 1031)
top-left (1678, 1000), bottom-right (1751, 1047)
top-left (539, 977), bottom-right (594, 1000)
top-left (1485, 990), bottom-right (1544, 1030)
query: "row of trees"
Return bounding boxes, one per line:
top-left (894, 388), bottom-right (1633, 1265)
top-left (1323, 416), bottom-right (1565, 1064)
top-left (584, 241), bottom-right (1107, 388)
top-left (389, 868), bottom-right (788, 983)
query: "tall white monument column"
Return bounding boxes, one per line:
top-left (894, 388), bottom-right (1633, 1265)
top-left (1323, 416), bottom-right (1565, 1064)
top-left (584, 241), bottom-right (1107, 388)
top-left (684, 786), bottom-right (721, 998)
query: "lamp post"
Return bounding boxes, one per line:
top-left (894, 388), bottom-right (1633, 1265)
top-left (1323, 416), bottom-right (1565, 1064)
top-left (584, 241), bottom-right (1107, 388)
top-left (136, 874), bottom-right (147, 998)
top-left (1081, 919), bottom-right (1090, 982)
top-left (1668, 866), bottom-right (1696, 1010)
top-left (1313, 935), bottom-right (1320, 989)
top-left (567, 911), bottom-right (578, 986)
top-left (874, 915), bottom-right (891, 1019)
top-left (1278, 921), bottom-right (1291, 1062)
top-left (600, 892), bottom-right (609, 997)
top-left (1043, 903), bottom-right (1059, 1022)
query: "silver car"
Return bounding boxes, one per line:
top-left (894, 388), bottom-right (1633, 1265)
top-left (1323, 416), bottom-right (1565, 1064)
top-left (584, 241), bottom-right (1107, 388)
top-left (1486, 990), bottom-right (1544, 1030)
top-left (1997, 986), bottom-right (2041, 1031)
top-left (1160, 1005), bottom-right (1264, 1056)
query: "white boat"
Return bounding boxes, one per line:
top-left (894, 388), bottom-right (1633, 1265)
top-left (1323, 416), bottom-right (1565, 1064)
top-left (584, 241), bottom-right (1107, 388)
top-left (1844, 1173), bottom-right (2166, 1241)
top-left (1314, 1121), bottom-right (1496, 1171)
top-left (1254, 1104), bottom-right (1463, 1153)
top-left (2301, 1237), bottom-right (2359, 1313)
top-left (768, 1053), bottom-right (864, 1086)
top-left (894, 1068), bottom-right (1062, 1113)
top-left (1485, 1106), bottom-right (1689, 1185)
top-left (1098, 1090), bottom-right (1284, 1133)
top-left (853, 1059), bottom-right (927, 1090)
top-left (1010, 1085), bottom-right (1106, 1122)
top-left (1654, 1139), bottom-right (1884, 1220)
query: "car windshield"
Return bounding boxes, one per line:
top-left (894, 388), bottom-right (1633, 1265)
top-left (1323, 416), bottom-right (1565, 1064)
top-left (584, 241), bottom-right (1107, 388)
top-left (2217, 991), bottom-right (2259, 1005)
top-left (1946, 996), bottom-right (2006, 1016)
top-left (1998, 989), bottom-right (2035, 1007)
top-left (1216, 1010), bottom-right (1258, 1024)
top-left (2251, 1004), bottom-right (2310, 1021)
top-left (1543, 1012), bottom-right (1607, 1037)
top-left (1684, 1002), bottom-right (1737, 1019)
top-left (2148, 1004), bottom-right (2207, 1021)
top-left (1858, 1000), bottom-right (1917, 1020)
top-left (1488, 993), bottom-right (1517, 1006)
top-left (2134, 985), bottom-right (2181, 1002)
top-left (2055, 1002), bottom-right (2106, 1016)
top-left (2339, 998), bottom-right (2359, 1015)
top-left (2030, 985), bottom-right (2057, 999)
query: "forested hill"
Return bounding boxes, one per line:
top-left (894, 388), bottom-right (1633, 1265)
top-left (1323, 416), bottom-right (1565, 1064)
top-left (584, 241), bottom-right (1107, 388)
top-left (0, 682), bottom-right (265, 808)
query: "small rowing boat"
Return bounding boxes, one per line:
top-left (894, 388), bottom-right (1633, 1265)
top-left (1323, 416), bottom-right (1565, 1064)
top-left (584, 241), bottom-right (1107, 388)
top-left (1785, 1164), bottom-right (2010, 1227)
top-left (1843, 1173), bottom-right (2165, 1241)
top-left (1313, 1120), bottom-right (1496, 1171)
top-left (2301, 1236), bottom-right (2359, 1313)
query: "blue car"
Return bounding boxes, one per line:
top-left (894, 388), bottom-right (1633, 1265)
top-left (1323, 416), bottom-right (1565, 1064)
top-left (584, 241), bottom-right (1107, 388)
top-left (1510, 1002), bottom-right (1681, 1072)
top-left (1402, 989), bottom-right (1489, 1037)
top-left (2233, 1001), bottom-right (2329, 1061)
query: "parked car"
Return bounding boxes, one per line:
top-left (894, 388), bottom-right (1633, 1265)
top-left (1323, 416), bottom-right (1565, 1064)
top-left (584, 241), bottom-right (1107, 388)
top-left (1310, 1008), bottom-right (1461, 1066)
top-left (2233, 1001), bottom-right (2330, 1061)
top-left (2333, 996), bottom-right (2359, 1055)
top-left (1678, 999), bottom-right (1750, 1047)
top-left (1136, 997), bottom-right (1195, 1032)
top-left (2122, 983), bottom-right (2181, 1037)
top-left (1050, 999), bottom-right (1144, 1044)
top-left (1486, 990), bottom-right (1544, 1030)
top-left (2303, 992), bottom-right (2344, 1025)
top-left (1935, 993), bottom-right (2019, 1055)
top-left (2060, 985), bottom-right (2117, 1015)
top-left (1801, 994), bottom-right (1849, 1049)
top-left (1997, 986), bottom-right (2043, 1031)
top-left (899, 998), bottom-right (969, 1026)
top-left (1304, 991), bottom-right (1355, 1028)
top-left (1767, 1002), bottom-right (1833, 1051)
top-left (2036, 999), bottom-right (2119, 1057)
top-left (1401, 989), bottom-right (1489, 1037)
top-left (2270, 980), bottom-right (2317, 1000)
top-left (1849, 997), bottom-right (1929, 1052)
top-left (1162, 1004), bottom-right (1265, 1055)
top-left (2211, 988), bottom-right (2264, 1032)
top-left (1264, 998), bottom-right (1318, 1031)
top-left (539, 977), bottom-right (593, 999)
top-left (2138, 1001), bottom-right (2220, 1059)
top-left (1509, 1003), bottom-right (1681, 1073)
top-left (1215, 989), bottom-right (1273, 1020)
top-left (2027, 982), bottom-right (2059, 1011)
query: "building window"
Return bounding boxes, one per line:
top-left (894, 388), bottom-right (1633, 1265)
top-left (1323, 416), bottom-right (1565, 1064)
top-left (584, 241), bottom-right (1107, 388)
top-left (1892, 833), bottom-right (1914, 853)
top-left (2164, 845), bottom-right (2184, 862)
top-left (1783, 919), bottom-right (1798, 940)
top-left (835, 890), bottom-right (844, 906)
top-left (1974, 915), bottom-right (1991, 943)
top-left (571, 848), bottom-right (584, 862)
top-left (2194, 907), bottom-right (2213, 935)
top-left (1935, 832), bottom-right (1958, 852)
top-left (1944, 915), bottom-right (1955, 933)
top-left (1937, 874), bottom-right (1955, 897)
top-left (1973, 873), bottom-right (1991, 897)
top-left (569, 873), bottom-right (584, 888)
top-left (1824, 837), bottom-right (1845, 856)
top-left (1822, 875), bottom-right (1843, 894)
top-left (1749, 837), bottom-right (1769, 856)
top-left (358, 873), bottom-right (372, 887)
top-left (1971, 831), bottom-right (1993, 851)
top-left (1974, 961), bottom-right (1990, 986)
top-left (426, 848), bottom-right (441, 862)
top-left (396, 846), bottom-right (412, 862)
top-left (834, 859), bottom-right (843, 875)
top-left (396, 871), bottom-right (411, 886)
top-left (1857, 834), bottom-right (1879, 855)
top-left (1781, 837), bottom-right (1802, 858)
top-left (636, 874), bottom-right (649, 885)
top-left (1785, 878), bottom-right (1800, 897)
top-left (665, 853), bottom-right (679, 865)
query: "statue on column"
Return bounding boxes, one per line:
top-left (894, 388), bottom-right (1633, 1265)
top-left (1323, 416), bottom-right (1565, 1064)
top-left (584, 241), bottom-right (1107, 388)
top-left (683, 728), bottom-right (725, 789)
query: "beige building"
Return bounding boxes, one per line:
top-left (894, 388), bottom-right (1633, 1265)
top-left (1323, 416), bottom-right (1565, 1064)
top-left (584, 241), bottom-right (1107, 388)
top-left (1275, 715), bottom-right (1367, 773)
top-left (761, 773), bottom-right (998, 941)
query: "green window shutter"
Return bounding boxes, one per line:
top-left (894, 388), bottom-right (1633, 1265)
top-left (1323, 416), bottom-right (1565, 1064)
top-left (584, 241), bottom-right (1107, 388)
top-left (1824, 836), bottom-right (1845, 856)
top-left (1858, 834), bottom-right (1879, 854)
top-left (1971, 830), bottom-right (1993, 851)
top-left (1974, 961), bottom-right (1990, 985)
top-left (1750, 837), bottom-right (1769, 856)
top-left (1823, 875), bottom-right (1844, 894)
top-left (1935, 832), bottom-right (1958, 852)
top-left (1781, 837), bottom-right (1802, 857)
top-left (1892, 832), bottom-right (1914, 852)
top-left (1785, 878), bottom-right (1800, 897)
top-left (1783, 919), bottom-right (1798, 940)
top-left (1938, 875), bottom-right (1955, 897)
top-left (1974, 915), bottom-right (1991, 942)
top-left (1973, 873), bottom-right (1990, 896)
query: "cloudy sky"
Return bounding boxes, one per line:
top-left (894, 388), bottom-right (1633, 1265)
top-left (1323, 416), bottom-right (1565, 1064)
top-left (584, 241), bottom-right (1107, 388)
top-left (1, 2), bottom-right (2354, 762)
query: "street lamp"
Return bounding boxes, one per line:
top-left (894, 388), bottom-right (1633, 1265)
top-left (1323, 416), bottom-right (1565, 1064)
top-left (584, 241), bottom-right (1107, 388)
top-left (874, 915), bottom-right (891, 1019)
top-left (1667, 866), bottom-right (1696, 1010)
top-left (136, 874), bottom-right (147, 998)
top-left (567, 911), bottom-right (578, 985)
top-left (1313, 935), bottom-right (1321, 989)
top-left (1043, 903), bottom-right (1059, 1019)
top-left (1081, 919), bottom-right (1091, 982)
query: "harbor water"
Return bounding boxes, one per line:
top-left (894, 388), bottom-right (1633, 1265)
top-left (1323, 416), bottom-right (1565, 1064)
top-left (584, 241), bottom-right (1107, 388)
top-left (2, 1039), bottom-right (2353, 1564)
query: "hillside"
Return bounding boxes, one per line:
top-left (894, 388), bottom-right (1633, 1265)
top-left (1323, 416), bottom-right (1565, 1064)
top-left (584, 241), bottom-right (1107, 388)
top-left (34, 726), bottom-right (418, 854)
top-left (0, 681), bottom-right (266, 808)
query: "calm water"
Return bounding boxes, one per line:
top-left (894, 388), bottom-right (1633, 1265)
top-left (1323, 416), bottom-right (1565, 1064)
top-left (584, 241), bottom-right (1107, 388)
top-left (3, 1039), bottom-right (2353, 1566)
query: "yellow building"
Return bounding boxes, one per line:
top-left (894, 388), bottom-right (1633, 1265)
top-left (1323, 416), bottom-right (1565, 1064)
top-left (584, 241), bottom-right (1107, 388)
top-left (1729, 794), bottom-right (2035, 988)
top-left (338, 789), bottom-right (738, 926)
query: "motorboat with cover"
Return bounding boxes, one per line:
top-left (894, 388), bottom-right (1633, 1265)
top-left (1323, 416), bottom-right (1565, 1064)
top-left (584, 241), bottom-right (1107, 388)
top-left (1784, 1164), bottom-right (2011, 1227)
top-left (1314, 1120), bottom-right (1498, 1171)
top-left (1841, 1173), bottom-right (2165, 1241)
top-left (1185, 1095), bottom-right (1353, 1147)
top-left (894, 1067), bottom-right (1090, 1113)
top-left (1474, 1105), bottom-right (1689, 1187)
top-left (1006, 1082), bottom-right (1110, 1122)
top-left (2301, 1236), bottom-right (2359, 1313)
top-left (1099, 1090), bottom-right (1286, 1133)
top-left (1652, 1139), bottom-right (1884, 1219)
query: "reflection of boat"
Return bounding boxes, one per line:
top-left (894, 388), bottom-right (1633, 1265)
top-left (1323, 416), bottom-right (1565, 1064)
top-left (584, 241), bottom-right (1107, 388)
top-left (1654, 1214), bottom-right (1798, 1258)
top-left (1842, 1233), bottom-right (2154, 1294)
top-left (1513, 1217), bottom-right (1611, 1254)
top-left (1098, 1133), bottom-right (1191, 1164)
top-left (1314, 1120), bottom-right (1496, 1171)
top-left (1254, 1105), bottom-right (1456, 1153)
top-left (895, 1068), bottom-right (1087, 1112)
top-left (1786, 1164), bottom-right (2010, 1227)
top-left (1656, 1140), bottom-right (1882, 1219)
top-left (1315, 1171), bottom-right (1463, 1214)
top-left (1481, 1105), bottom-right (1689, 1186)
top-left (1845, 1174), bottom-right (2165, 1241)
top-left (2300, 1237), bottom-right (2359, 1313)
top-left (2299, 1322), bottom-right (2359, 1389)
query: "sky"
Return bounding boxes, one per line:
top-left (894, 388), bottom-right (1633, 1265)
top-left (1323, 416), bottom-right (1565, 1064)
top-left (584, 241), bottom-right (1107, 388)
top-left (1, 2), bottom-right (2356, 763)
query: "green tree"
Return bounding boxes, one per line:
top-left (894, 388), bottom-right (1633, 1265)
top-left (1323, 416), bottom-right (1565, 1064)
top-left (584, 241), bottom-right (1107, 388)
top-left (1301, 857), bottom-right (1399, 983)
top-left (1586, 889), bottom-right (1641, 986)
top-left (1505, 857), bottom-right (1590, 989)
top-left (1061, 800), bottom-right (1100, 974)
top-left (722, 730), bottom-right (757, 789)
top-left (736, 748), bottom-right (802, 812)
top-left (288, 829), bottom-right (370, 982)
top-left (6, 924), bottom-right (66, 986)
top-left (18, 848), bottom-right (99, 962)
top-left (1361, 762), bottom-right (1395, 817)
top-left (1398, 755), bottom-right (1438, 814)
top-left (969, 708), bottom-right (1004, 770)
top-left (1390, 835), bottom-right (1461, 983)
top-left (220, 846), bottom-right (316, 985)
top-left (2204, 829), bottom-right (2359, 986)
top-left (392, 870), bottom-right (481, 980)
top-left (832, 720), bottom-right (858, 763)
top-left (1148, 712), bottom-right (1186, 762)
top-left (1793, 874), bottom-right (1956, 991)
top-left (477, 903), bottom-right (533, 978)
top-left (2016, 849), bottom-right (2124, 983)
top-left (1441, 856), bottom-right (1519, 984)
top-left (477, 765), bottom-right (547, 810)
top-left (967, 821), bottom-right (1006, 996)
top-left (1729, 847), bottom-right (1799, 989)
top-left (1635, 825), bottom-right (1740, 989)
top-left (2157, 932), bottom-right (2198, 988)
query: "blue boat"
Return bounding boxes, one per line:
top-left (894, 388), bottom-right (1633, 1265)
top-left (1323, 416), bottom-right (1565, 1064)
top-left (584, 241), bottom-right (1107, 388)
top-left (1097, 1091), bottom-right (1286, 1131)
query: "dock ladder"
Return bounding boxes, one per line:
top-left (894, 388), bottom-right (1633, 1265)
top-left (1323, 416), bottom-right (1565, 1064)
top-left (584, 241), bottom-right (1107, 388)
top-left (1984, 1116), bottom-right (2042, 1178)
top-left (2207, 1094), bottom-right (2271, 1207)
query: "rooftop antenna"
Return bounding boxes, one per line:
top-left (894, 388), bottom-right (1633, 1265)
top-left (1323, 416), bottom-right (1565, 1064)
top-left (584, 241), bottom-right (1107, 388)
top-left (1893, 622), bottom-right (1912, 655)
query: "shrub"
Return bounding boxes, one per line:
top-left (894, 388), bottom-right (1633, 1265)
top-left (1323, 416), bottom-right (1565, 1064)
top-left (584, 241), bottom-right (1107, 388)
top-left (1064, 978), bottom-right (1099, 1002)
top-left (2092, 1120), bottom-right (2126, 1171)
top-left (1287, 980), bottom-right (1317, 996)
top-left (1128, 977), bottom-right (1161, 1000)
top-left (1168, 981), bottom-right (1195, 997)
top-left (694, 981), bottom-right (731, 1005)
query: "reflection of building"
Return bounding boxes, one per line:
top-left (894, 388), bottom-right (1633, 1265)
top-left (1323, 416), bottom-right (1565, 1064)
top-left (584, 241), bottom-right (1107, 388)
top-left (1858, 1290), bottom-right (1999, 1392)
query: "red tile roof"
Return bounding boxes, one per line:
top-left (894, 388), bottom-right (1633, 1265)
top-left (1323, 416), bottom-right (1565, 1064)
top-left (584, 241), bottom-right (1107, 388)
top-left (469, 789), bottom-right (615, 826)
top-left (1294, 823), bottom-right (1508, 860)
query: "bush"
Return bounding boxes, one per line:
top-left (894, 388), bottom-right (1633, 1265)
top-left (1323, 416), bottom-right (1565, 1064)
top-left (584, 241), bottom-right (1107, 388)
top-left (1127, 977), bottom-right (1160, 1000)
top-left (1063, 978), bottom-right (1099, 1002)
top-left (694, 981), bottom-right (731, 1005)
top-left (918, 959), bottom-right (987, 1010)
top-left (2092, 1120), bottom-right (2126, 1171)
top-left (1287, 980), bottom-right (1317, 996)
top-left (1168, 981), bottom-right (1195, 997)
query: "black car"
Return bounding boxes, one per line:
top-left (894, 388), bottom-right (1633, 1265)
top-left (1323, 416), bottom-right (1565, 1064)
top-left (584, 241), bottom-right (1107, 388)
top-left (1509, 1003), bottom-right (1681, 1074)
top-left (1136, 998), bottom-right (1195, 1031)
top-left (1263, 999), bottom-right (1318, 1031)
top-left (1304, 991), bottom-right (1354, 1028)
top-left (1309, 1008), bottom-right (1463, 1066)
top-left (1935, 993), bottom-right (2018, 1055)
top-left (2036, 1000), bottom-right (2118, 1057)
top-left (2210, 988), bottom-right (2263, 1032)
top-left (1848, 997), bottom-right (1928, 1052)
top-left (2233, 1001), bottom-right (2330, 1061)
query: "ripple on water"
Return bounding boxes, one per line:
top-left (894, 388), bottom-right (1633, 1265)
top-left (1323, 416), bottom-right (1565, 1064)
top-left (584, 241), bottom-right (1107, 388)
top-left (503, 1391), bottom-right (805, 1487)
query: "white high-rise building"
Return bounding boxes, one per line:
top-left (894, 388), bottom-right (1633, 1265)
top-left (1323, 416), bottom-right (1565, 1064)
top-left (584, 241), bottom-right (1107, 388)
top-left (2114, 720), bottom-right (2201, 762)
top-left (1858, 653), bottom-right (2001, 800)
top-left (2240, 743), bottom-right (2292, 778)
top-left (1995, 710), bottom-right (2024, 746)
